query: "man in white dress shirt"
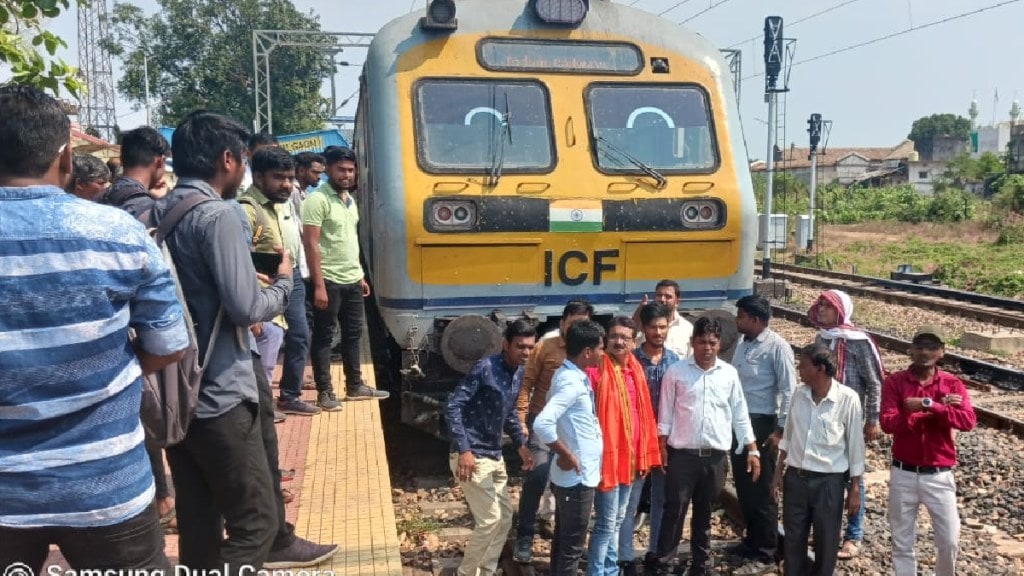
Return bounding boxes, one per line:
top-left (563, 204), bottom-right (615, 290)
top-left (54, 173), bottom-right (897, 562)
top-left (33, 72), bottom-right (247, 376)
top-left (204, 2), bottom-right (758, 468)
top-left (633, 279), bottom-right (693, 358)
top-left (771, 344), bottom-right (864, 576)
top-left (652, 317), bottom-right (759, 576)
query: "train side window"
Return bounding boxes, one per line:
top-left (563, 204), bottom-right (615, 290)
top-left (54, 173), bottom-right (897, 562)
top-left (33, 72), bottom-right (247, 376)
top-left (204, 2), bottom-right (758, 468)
top-left (585, 83), bottom-right (719, 174)
top-left (414, 79), bottom-right (556, 174)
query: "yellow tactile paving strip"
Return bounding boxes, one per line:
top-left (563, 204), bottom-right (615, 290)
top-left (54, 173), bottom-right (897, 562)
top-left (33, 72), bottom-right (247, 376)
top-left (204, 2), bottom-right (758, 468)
top-left (295, 339), bottom-right (403, 576)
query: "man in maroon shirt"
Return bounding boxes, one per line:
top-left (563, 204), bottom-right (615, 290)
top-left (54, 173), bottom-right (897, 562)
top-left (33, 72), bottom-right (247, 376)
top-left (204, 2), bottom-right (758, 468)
top-left (880, 326), bottom-right (976, 576)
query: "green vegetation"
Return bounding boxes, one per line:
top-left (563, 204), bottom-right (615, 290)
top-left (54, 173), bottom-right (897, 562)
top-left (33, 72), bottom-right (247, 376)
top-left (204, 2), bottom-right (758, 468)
top-left (807, 236), bottom-right (1024, 298)
top-left (907, 113), bottom-right (971, 160)
top-left (396, 515), bottom-right (442, 539)
top-left (0, 0), bottom-right (85, 95)
top-left (752, 177), bottom-right (976, 225)
top-left (106, 0), bottom-right (332, 132)
top-left (993, 174), bottom-right (1024, 213)
top-left (752, 111), bottom-right (1024, 299)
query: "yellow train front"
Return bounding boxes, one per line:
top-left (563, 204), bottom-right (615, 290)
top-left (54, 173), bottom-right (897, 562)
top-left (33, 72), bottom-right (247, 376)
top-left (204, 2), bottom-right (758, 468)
top-left (354, 0), bottom-right (756, 435)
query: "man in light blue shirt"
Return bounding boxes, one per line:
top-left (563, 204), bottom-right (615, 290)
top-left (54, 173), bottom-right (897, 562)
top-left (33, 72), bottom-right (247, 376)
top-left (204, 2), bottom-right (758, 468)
top-left (533, 320), bottom-right (606, 576)
top-left (729, 295), bottom-right (797, 563)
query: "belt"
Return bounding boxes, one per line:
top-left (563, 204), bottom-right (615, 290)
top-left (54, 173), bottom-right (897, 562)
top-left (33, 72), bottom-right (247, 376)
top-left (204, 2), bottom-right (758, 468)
top-left (671, 447), bottom-right (727, 457)
top-left (787, 467), bottom-right (844, 479)
top-left (892, 459), bottom-right (952, 475)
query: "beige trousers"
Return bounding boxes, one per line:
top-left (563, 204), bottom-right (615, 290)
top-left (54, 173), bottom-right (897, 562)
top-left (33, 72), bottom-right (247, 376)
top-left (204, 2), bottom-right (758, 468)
top-left (889, 467), bottom-right (960, 576)
top-left (450, 453), bottom-right (514, 576)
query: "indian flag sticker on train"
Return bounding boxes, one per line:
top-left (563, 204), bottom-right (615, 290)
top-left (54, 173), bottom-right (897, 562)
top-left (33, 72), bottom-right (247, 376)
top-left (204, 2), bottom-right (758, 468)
top-left (549, 200), bottom-right (602, 233)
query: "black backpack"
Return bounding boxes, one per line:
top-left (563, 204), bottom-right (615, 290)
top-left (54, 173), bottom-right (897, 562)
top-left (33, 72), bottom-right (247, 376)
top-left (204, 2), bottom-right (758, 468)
top-left (137, 195), bottom-right (224, 448)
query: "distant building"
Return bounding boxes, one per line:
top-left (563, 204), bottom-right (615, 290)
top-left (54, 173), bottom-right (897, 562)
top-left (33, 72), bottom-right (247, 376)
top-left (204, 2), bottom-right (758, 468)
top-left (907, 135), bottom-right (969, 195)
top-left (1010, 125), bottom-right (1024, 173)
top-left (749, 140), bottom-right (915, 188)
top-left (973, 122), bottom-right (1013, 157)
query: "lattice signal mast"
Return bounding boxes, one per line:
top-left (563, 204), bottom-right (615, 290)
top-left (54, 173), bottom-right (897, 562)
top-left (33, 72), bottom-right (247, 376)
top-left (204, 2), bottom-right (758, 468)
top-left (78, 0), bottom-right (117, 142)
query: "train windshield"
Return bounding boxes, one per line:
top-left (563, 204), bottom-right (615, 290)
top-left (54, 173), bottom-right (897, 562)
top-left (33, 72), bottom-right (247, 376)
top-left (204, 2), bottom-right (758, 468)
top-left (415, 79), bottom-right (555, 173)
top-left (587, 84), bottom-right (718, 173)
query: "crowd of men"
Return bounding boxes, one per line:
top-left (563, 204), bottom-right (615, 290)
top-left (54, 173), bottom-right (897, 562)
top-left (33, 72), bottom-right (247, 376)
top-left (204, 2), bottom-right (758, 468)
top-left (0, 85), bottom-right (383, 571)
top-left (0, 83), bottom-right (980, 575)
top-left (446, 287), bottom-right (977, 576)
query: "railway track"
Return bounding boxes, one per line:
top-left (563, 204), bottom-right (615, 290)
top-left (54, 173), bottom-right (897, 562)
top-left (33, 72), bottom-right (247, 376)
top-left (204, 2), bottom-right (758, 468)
top-left (771, 303), bottom-right (1024, 391)
top-left (760, 260), bottom-right (1024, 331)
top-left (772, 303), bottom-right (1024, 440)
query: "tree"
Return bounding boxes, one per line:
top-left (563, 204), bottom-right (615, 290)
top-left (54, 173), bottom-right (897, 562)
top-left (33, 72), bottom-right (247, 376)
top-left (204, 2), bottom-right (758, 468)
top-left (908, 113), bottom-right (972, 144)
top-left (105, 0), bottom-right (333, 133)
top-left (939, 151), bottom-right (1004, 192)
top-left (994, 174), bottom-right (1024, 213)
top-left (1, 0), bottom-right (85, 95)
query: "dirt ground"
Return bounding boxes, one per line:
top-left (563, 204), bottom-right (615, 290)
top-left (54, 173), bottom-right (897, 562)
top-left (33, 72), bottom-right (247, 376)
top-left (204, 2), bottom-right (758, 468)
top-left (819, 221), bottom-right (999, 246)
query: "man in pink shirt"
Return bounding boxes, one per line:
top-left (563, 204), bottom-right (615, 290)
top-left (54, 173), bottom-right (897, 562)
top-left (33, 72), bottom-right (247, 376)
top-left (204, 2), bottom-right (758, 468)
top-left (880, 326), bottom-right (976, 576)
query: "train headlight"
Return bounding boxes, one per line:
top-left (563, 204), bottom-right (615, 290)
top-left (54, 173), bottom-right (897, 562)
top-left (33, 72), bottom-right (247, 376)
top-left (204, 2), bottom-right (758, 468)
top-left (428, 199), bottom-right (477, 231)
top-left (421, 0), bottom-right (458, 31)
top-left (533, 0), bottom-right (588, 26)
top-left (680, 200), bottom-right (723, 229)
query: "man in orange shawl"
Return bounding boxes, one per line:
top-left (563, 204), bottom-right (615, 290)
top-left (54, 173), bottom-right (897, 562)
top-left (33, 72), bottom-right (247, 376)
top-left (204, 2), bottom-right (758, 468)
top-left (585, 317), bottom-right (662, 576)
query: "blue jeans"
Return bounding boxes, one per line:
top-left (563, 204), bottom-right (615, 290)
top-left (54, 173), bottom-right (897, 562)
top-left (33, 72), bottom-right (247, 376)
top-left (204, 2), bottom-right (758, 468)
top-left (587, 483), bottom-right (632, 576)
top-left (618, 475), bottom-right (646, 562)
top-left (255, 322), bottom-right (285, 387)
top-left (278, 270), bottom-right (309, 401)
top-left (517, 416), bottom-right (552, 541)
top-left (844, 474), bottom-right (866, 542)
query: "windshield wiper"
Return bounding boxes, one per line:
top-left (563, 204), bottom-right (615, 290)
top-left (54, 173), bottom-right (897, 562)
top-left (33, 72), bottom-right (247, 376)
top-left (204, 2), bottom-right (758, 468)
top-left (486, 93), bottom-right (513, 187)
top-left (596, 135), bottom-right (667, 190)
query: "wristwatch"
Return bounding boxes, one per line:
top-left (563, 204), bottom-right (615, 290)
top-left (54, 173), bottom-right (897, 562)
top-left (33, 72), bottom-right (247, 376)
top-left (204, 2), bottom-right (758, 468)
top-left (922, 397), bottom-right (933, 411)
top-left (749, 450), bottom-right (761, 458)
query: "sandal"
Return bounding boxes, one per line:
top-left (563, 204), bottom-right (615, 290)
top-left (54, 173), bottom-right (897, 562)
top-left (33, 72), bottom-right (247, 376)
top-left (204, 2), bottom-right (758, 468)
top-left (159, 508), bottom-right (178, 534)
top-left (280, 468), bottom-right (295, 482)
top-left (282, 487), bottom-right (295, 504)
top-left (837, 540), bottom-right (860, 560)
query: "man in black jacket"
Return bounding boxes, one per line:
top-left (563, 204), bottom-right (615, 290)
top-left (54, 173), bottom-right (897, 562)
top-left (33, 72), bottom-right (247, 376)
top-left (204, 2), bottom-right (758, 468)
top-left (99, 126), bottom-right (170, 215)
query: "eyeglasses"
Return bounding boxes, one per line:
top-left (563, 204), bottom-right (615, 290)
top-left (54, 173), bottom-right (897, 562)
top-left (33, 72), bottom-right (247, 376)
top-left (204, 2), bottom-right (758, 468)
top-left (607, 334), bottom-right (634, 342)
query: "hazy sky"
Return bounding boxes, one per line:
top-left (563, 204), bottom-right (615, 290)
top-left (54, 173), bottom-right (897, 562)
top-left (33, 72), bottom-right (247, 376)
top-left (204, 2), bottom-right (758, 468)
top-left (49, 0), bottom-right (1024, 152)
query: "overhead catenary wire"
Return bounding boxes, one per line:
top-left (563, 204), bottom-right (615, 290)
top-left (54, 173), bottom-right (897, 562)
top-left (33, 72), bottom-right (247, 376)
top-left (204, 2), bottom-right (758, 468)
top-left (725, 0), bottom-right (865, 48)
top-left (654, 0), bottom-right (698, 17)
top-left (679, 0), bottom-right (734, 24)
top-left (742, 0), bottom-right (1023, 82)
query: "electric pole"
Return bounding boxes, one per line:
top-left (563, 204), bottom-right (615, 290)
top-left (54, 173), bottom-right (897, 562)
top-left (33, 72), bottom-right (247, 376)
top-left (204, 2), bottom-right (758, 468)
top-left (78, 0), bottom-right (117, 141)
top-left (761, 16), bottom-right (785, 279)
top-left (143, 53), bottom-right (152, 127)
top-left (807, 113), bottom-right (822, 251)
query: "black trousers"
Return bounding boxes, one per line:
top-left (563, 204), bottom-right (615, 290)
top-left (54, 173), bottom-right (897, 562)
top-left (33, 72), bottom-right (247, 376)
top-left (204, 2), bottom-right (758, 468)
top-left (309, 279), bottom-right (364, 392)
top-left (253, 354), bottom-right (297, 551)
top-left (656, 450), bottom-right (727, 571)
top-left (0, 504), bottom-right (170, 570)
top-left (550, 483), bottom-right (595, 576)
top-left (782, 468), bottom-right (845, 576)
top-left (731, 414), bottom-right (779, 553)
top-left (166, 400), bottom-right (277, 573)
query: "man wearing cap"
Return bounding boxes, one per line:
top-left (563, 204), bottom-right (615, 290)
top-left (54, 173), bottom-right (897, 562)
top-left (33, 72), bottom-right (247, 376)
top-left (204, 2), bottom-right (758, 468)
top-left (880, 326), bottom-right (976, 576)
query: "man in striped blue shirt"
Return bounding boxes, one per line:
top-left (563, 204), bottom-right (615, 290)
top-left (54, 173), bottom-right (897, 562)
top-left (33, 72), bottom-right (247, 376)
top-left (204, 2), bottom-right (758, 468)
top-left (0, 85), bottom-right (189, 568)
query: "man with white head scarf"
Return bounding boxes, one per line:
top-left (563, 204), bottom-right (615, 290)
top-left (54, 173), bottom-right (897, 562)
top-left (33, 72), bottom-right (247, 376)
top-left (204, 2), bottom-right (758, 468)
top-left (808, 289), bottom-right (884, 560)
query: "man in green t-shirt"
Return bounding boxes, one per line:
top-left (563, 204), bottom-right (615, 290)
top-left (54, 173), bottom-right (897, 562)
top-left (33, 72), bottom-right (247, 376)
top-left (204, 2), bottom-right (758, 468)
top-left (302, 146), bottom-right (388, 411)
